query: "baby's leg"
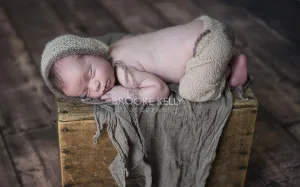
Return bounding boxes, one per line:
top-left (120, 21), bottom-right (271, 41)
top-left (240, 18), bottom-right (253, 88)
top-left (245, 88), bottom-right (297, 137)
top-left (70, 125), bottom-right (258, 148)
top-left (179, 16), bottom-right (234, 102)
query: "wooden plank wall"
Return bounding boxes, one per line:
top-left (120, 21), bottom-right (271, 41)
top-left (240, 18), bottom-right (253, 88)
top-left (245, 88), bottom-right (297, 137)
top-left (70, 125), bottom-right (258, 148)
top-left (0, 4), bottom-right (60, 187)
top-left (0, 0), bottom-right (299, 186)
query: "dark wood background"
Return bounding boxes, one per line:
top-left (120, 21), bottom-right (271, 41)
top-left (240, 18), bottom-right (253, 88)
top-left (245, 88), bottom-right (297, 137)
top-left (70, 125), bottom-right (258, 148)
top-left (0, 0), bottom-right (299, 186)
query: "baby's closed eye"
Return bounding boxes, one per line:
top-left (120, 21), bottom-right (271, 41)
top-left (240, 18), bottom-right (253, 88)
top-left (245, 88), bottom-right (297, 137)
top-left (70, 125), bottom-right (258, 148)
top-left (88, 67), bottom-right (92, 79)
top-left (88, 65), bottom-right (96, 80)
top-left (82, 65), bottom-right (95, 98)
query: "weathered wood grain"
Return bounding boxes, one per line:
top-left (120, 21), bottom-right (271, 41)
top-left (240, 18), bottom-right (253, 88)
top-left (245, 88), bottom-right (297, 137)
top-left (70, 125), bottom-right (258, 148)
top-left (0, 118), bottom-right (22, 187)
top-left (57, 88), bottom-right (258, 187)
top-left (97, 0), bottom-right (168, 33)
top-left (221, 0), bottom-right (300, 47)
top-left (59, 120), bottom-right (117, 187)
top-left (57, 99), bottom-right (94, 122)
top-left (0, 4), bottom-right (61, 187)
top-left (47, 0), bottom-right (122, 36)
top-left (144, 0), bottom-right (205, 25)
top-left (0, 6), bottom-right (55, 133)
top-left (206, 106), bottom-right (257, 187)
top-left (244, 167), bottom-right (268, 187)
top-left (0, 0), bottom-right (63, 132)
top-left (5, 126), bottom-right (61, 187)
top-left (247, 107), bottom-right (300, 187)
top-left (287, 122), bottom-right (300, 143)
top-left (1, 0), bottom-right (66, 63)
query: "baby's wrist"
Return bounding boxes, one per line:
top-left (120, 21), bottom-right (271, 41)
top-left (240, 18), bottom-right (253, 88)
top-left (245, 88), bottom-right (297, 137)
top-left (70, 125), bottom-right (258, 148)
top-left (126, 87), bottom-right (142, 103)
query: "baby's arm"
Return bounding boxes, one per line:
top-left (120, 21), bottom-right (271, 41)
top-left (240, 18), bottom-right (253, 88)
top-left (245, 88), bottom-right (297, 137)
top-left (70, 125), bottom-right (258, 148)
top-left (101, 65), bottom-right (170, 103)
top-left (131, 69), bottom-right (170, 103)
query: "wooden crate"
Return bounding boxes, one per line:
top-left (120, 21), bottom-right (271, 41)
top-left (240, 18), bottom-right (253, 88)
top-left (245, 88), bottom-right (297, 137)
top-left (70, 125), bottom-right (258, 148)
top-left (57, 88), bottom-right (258, 187)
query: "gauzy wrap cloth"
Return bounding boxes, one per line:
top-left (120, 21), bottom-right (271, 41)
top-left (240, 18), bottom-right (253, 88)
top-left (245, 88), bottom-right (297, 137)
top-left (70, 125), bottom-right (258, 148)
top-left (82, 84), bottom-right (233, 187)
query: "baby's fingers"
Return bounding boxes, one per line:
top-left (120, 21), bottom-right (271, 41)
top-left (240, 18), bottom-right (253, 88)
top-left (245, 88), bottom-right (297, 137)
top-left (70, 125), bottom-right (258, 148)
top-left (101, 93), bottom-right (111, 100)
top-left (103, 98), bottom-right (112, 102)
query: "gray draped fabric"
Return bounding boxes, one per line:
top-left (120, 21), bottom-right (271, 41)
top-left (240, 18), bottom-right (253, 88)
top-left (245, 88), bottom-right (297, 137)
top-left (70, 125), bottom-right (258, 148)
top-left (82, 84), bottom-right (233, 187)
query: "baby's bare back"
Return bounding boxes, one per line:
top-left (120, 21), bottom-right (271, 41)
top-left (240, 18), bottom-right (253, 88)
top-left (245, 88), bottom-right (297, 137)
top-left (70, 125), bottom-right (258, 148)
top-left (110, 19), bottom-right (204, 84)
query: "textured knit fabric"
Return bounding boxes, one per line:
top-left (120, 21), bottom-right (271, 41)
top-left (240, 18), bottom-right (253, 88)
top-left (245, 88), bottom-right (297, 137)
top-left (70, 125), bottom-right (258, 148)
top-left (40, 34), bottom-right (111, 99)
top-left (84, 84), bottom-right (233, 187)
top-left (179, 15), bottom-right (235, 102)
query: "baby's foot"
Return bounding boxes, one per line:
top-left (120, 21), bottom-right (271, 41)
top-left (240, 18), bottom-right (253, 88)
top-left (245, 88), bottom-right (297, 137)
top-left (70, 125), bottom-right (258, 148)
top-left (231, 76), bottom-right (253, 101)
top-left (229, 54), bottom-right (248, 87)
top-left (228, 54), bottom-right (253, 101)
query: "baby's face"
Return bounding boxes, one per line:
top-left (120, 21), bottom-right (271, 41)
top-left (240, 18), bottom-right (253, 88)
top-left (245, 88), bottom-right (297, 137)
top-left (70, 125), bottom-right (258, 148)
top-left (54, 54), bottom-right (115, 99)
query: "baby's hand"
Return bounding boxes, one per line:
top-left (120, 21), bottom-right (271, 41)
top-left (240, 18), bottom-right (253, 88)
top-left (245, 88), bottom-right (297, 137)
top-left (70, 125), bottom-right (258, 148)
top-left (101, 85), bottom-right (130, 102)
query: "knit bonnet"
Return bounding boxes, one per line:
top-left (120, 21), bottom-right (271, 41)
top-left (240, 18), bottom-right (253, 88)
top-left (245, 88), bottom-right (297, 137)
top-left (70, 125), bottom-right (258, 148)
top-left (40, 34), bottom-right (109, 99)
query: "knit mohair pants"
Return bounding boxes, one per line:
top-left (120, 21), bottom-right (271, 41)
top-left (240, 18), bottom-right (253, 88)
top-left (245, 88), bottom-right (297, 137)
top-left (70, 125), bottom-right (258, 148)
top-left (179, 15), bottom-right (235, 102)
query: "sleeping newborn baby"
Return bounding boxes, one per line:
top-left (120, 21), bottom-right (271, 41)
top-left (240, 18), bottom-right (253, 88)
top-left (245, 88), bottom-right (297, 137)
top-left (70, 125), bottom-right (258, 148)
top-left (41, 15), bottom-right (249, 103)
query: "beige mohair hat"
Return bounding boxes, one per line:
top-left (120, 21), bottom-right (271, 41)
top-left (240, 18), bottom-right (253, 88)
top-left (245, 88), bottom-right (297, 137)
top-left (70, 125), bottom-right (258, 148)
top-left (40, 34), bottom-right (109, 99)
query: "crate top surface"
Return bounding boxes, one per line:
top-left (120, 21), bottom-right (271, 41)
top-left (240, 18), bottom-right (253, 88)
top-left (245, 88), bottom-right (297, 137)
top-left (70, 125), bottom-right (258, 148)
top-left (57, 88), bottom-right (258, 122)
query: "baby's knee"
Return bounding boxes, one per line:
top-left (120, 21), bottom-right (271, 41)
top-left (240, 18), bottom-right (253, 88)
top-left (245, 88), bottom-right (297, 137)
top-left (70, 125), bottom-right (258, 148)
top-left (179, 80), bottom-right (226, 102)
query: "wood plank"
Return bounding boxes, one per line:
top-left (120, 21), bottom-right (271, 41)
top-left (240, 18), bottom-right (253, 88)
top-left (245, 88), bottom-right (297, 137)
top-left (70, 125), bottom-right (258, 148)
top-left (143, 0), bottom-right (205, 25)
top-left (0, 118), bottom-right (22, 187)
top-left (247, 107), bottom-right (300, 186)
top-left (286, 122), bottom-right (300, 143)
top-left (57, 99), bottom-right (94, 122)
top-left (97, 0), bottom-right (169, 33)
top-left (244, 167), bottom-right (268, 187)
top-left (1, 0), bottom-right (66, 63)
top-left (47, 0), bottom-right (123, 36)
top-left (59, 120), bottom-right (117, 187)
top-left (221, 0), bottom-right (300, 47)
top-left (5, 126), bottom-right (61, 187)
top-left (206, 106), bottom-right (257, 187)
top-left (0, 4), bottom-right (61, 187)
top-left (0, 5), bottom-right (55, 133)
top-left (196, 0), bottom-right (300, 83)
top-left (0, 0), bottom-right (60, 122)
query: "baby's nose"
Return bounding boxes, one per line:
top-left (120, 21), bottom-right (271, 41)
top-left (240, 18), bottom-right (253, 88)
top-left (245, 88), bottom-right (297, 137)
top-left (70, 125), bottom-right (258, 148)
top-left (89, 80), bottom-right (100, 92)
